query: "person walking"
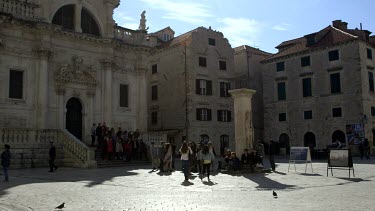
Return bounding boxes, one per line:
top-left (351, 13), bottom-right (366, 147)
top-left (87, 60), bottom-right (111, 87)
top-left (1, 144), bottom-right (11, 182)
top-left (180, 141), bottom-right (192, 181)
top-left (268, 140), bottom-right (277, 172)
top-left (163, 143), bottom-right (173, 172)
top-left (201, 145), bottom-right (215, 181)
top-left (49, 142), bottom-right (58, 172)
top-left (363, 138), bottom-right (371, 160)
top-left (91, 123), bottom-right (96, 146)
top-left (150, 142), bottom-right (159, 170)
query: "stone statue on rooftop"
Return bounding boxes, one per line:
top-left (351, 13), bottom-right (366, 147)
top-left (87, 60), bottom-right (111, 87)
top-left (139, 10), bottom-right (149, 31)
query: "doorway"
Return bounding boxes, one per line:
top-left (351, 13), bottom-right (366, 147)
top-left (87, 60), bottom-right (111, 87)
top-left (66, 97), bottom-right (83, 140)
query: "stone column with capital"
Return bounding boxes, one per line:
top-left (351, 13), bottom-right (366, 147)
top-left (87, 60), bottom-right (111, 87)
top-left (101, 60), bottom-right (113, 126)
top-left (229, 88), bottom-right (256, 156)
top-left (34, 48), bottom-right (52, 129)
top-left (136, 67), bottom-right (148, 131)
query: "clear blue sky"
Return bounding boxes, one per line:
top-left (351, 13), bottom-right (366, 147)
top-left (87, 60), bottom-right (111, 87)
top-left (114, 0), bottom-right (374, 53)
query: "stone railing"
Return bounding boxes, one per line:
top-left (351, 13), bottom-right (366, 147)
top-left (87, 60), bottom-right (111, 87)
top-left (141, 132), bottom-right (168, 145)
top-left (0, 128), bottom-right (96, 168)
top-left (0, 0), bottom-right (39, 20)
top-left (60, 129), bottom-right (96, 168)
top-left (113, 26), bottom-right (146, 44)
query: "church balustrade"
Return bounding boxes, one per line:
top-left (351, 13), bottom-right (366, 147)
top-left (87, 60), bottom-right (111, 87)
top-left (113, 26), bottom-right (145, 43)
top-left (0, 128), bottom-right (96, 168)
top-left (0, 0), bottom-right (39, 20)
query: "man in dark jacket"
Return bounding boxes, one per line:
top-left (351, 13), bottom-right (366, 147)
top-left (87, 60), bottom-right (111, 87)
top-left (1, 144), bottom-right (11, 182)
top-left (268, 140), bottom-right (277, 172)
top-left (49, 142), bottom-right (58, 172)
top-left (96, 123), bottom-right (102, 148)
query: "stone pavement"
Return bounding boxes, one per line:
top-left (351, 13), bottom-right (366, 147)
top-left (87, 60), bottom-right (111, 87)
top-left (0, 157), bottom-right (374, 211)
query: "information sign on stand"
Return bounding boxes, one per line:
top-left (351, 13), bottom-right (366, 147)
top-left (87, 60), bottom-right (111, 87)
top-left (288, 147), bottom-right (313, 173)
top-left (327, 149), bottom-right (355, 178)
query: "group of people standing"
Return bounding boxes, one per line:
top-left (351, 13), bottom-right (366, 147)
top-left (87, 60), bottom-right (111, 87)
top-left (91, 123), bottom-right (147, 161)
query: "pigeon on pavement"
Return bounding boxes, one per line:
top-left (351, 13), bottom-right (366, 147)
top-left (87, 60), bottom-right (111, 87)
top-left (273, 191), bottom-right (278, 198)
top-left (55, 202), bottom-right (65, 209)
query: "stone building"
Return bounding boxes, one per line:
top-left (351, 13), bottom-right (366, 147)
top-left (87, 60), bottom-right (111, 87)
top-left (0, 0), bottom-right (150, 143)
top-left (234, 45), bottom-right (272, 141)
top-left (147, 27), bottom-right (236, 154)
top-left (262, 20), bottom-right (375, 154)
top-left (0, 0), bottom-right (155, 167)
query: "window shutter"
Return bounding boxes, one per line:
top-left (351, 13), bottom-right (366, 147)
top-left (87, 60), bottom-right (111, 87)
top-left (217, 110), bottom-right (221, 121)
top-left (196, 108), bottom-right (201, 120)
top-left (228, 82), bottom-right (231, 97)
top-left (207, 80), bottom-right (212, 95)
top-left (120, 84), bottom-right (129, 107)
top-left (207, 109), bottom-right (212, 121)
top-left (196, 79), bottom-right (200, 95)
top-left (228, 111), bottom-right (231, 122)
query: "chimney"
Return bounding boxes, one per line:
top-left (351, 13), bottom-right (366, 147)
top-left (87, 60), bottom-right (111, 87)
top-left (332, 20), bottom-right (348, 30)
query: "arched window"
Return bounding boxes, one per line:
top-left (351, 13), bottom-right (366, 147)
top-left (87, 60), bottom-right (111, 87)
top-left (81, 8), bottom-right (100, 36)
top-left (220, 135), bottom-right (229, 156)
top-left (278, 133), bottom-right (290, 154)
top-left (52, 5), bottom-right (75, 30)
top-left (200, 134), bottom-right (209, 143)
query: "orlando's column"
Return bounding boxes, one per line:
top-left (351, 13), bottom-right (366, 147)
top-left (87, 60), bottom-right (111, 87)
top-left (228, 88), bottom-right (256, 156)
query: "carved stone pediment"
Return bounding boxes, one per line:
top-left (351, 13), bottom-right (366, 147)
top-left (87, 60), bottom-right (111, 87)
top-left (55, 56), bottom-right (98, 88)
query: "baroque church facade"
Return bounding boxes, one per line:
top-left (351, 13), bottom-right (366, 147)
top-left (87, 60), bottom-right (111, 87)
top-left (0, 0), bottom-right (150, 143)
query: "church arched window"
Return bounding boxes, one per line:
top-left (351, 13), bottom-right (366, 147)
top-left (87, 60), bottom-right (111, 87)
top-left (81, 8), bottom-right (100, 36)
top-left (52, 5), bottom-right (75, 31)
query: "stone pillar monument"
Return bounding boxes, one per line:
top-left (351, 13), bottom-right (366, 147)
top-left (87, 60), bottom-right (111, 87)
top-left (228, 88), bottom-right (256, 156)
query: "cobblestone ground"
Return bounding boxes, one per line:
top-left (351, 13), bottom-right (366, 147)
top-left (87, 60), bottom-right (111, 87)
top-left (0, 157), bottom-right (374, 211)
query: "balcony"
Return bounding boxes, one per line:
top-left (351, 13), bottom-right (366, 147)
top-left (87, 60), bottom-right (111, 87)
top-left (0, 0), bottom-right (39, 20)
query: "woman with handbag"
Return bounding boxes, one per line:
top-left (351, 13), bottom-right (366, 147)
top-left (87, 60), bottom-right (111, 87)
top-left (180, 141), bottom-right (192, 181)
top-left (201, 145), bottom-right (215, 181)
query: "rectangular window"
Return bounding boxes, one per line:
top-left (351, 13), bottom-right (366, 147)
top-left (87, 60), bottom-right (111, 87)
top-left (208, 38), bottom-right (216, 46)
top-left (219, 61), bottom-right (227, 70)
top-left (332, 107), bottom-right (342, 117)
top-left (152, 64), bottom-right (157, 74)
top-left (9, 70), bottom-right (23, 99)
top-left (302, 78), bottom-right (312, 97)
top-left (196, 108), bottom-right (212, 121)
top-left (220, 82), bottom-right (230, 97)
top-left (329, 50), bottom-right (339, 61)
top-left (371, 107), bottom-right (375, 116)
top-left (301, 56), bottom-right (311, 67)
top-left (151, 112), bottom-right (157, 125)
top-left (279, 113), bottom-right (286, 122)
top-left (276, 62), bottom-right (285, 72)
top-left (119, 84), bottom-right (129, 107)
top-left (151, 85), bottom-right (158, 101)
top-left (330, 73), bottom-right (341, 94)
top-left (304, 110), bottom-right (312, 120)
top-left (369, 72), bottom-right (374, 92)
top-left (217, 110), bottom-right (232, 122)
top-left (196, 79), bottom-right (212, 95)
top-left (199, 57), bottom-right (207, 67)
top-left (367, 48), bottom-right (373, 60)
top-left (277, 82), bottom-right (286, 101)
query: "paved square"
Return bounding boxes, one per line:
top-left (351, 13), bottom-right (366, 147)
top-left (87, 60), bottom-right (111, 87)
top-left (0, 157), bottom-right (374, 211)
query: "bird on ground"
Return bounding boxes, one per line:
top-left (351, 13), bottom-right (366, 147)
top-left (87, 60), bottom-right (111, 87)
top-left (55, 202), bottom-right (65, 209)
top-left (273, 191), bottom-right (278, 198)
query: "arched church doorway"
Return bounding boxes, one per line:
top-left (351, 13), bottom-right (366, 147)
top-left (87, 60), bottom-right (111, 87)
top-left (66, 97), bottom-right (83, 140)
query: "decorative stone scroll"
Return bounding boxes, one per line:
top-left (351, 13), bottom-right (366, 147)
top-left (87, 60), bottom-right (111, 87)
top-left (55, 56), bottom-right (98, 88)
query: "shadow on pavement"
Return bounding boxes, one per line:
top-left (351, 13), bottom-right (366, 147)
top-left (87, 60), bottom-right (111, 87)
top-left (299, 173), bottom-right (322, 176)
top-left (0, 166), bottom-right (142, 197)
top-left (181, 180), bottom-right (194, 186)
top-left (243, 173), bottom-right (297, 190)
top-left (202, 180), bottom-right (217, 186)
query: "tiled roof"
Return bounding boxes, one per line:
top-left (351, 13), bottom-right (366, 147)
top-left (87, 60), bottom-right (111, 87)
top-left (156, 28), bottom-right (197, 49)
top-left (234, 45), bottom-right (273, 56)
top-left (263, 25), bottom-right (371, 62)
